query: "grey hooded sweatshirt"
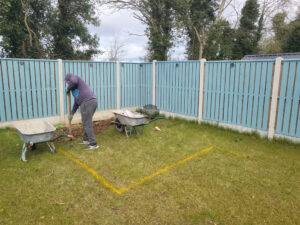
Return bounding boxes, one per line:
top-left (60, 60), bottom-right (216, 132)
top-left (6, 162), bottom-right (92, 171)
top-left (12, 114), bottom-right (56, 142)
top-left (65, 73), bottom-right (96, 115)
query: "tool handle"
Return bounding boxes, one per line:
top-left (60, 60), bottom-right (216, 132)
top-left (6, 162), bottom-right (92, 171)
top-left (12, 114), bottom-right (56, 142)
top-left (68, 92), bottom-right (71, 115)
top-left (68, 93), bottom-right (72, 135)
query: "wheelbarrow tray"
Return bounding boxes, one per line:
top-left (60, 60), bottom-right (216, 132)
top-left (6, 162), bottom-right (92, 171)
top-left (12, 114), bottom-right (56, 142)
top-left (113, 110), bottom-right (147, 126)
top-left (16, 120), bottom-right (56, 144)
top-left (15, 120), bottom-right (57, 162)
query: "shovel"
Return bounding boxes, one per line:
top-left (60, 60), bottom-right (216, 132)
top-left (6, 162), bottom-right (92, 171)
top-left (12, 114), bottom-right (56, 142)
top-left (68, 92), bottom-right (73, 139)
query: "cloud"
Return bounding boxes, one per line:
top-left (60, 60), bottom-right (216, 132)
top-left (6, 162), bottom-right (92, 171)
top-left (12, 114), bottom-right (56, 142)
top-left (90, 6), bottom-right (191, 62)
top-left (90, 7), bottom-right (148, 61)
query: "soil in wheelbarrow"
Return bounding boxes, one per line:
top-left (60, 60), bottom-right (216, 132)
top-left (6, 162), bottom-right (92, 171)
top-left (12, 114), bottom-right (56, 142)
top-left (54, 118), bottom-right (114, 142)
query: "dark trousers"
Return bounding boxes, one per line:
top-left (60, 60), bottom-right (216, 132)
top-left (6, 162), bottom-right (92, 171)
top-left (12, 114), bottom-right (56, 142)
top-left (80, 99), bottom-right (98, 145)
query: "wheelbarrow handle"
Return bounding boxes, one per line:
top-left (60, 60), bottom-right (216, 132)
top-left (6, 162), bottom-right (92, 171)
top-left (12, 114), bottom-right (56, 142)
top-left (143, 116), bottom-right (165, 125)
top-left (52, 134), bottom-right (74, 141)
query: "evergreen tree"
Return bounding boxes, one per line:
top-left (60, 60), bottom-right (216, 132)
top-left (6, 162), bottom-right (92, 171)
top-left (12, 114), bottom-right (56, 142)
top-left (283, 15), bottom-right (300, 52)
top-left (0, 0), bottom-right (51, 58)
top-left (50, 0), bottom-right (100, 60)
top-left (0, 0), bottom-right (100, 59)
top-left (233, 0), bottom-right (260, 59)
top-left (146, 0), bottom-right (173, 61)
top-left (272, 12), bottom-right (300, 53)
top-left (203, 20), bottom-right (235, 60)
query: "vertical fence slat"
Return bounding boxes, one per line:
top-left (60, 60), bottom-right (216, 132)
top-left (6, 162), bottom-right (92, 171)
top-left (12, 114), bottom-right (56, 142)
top-left (232, 63), bottom-right (240, 124)
top-left (19, 61), bottom-right (29, 119)
top-left (101, 63), bottom-right (105, 109)
top-left (176, 63), bottom-right (180, 114)
top-left (276, 62), bottom-right (289, 133)
top-left (215, 63), bottom-right (220, 121)
top-left (179, 63), bottom-right (184, 114)
top-left (257, 62), bottom-right (267, 129)
top-left (30, 61), bottom-right (38, 118)
top-left (2, 61), bottom-right (12, 121)
top-left (289, 63), bottom-right (300, 136)
top-left (13, 61), bottom-right (23, 120)
top-left (262, 62), bottom-right (273, 130)
top-left (0, 61), bottom-right (6, 122)
top-left (218, 63), bottom-right (225, 121)
top-left (50, 62), bottom-right (56, 116)
top-left (237, 63), bottom-right (245, 125)
top-left (45, 62), bottom-right (52, 117)
top-left (242, 62), bottom-right (250, 125)
top-left (251, 62), bottom-right (262, 128)
top-left (208, 63), bottom-right (213, 120)
top-left (35, 61), bottom-right (43, 118)
top-left (7, 61), bottom-right (17, 120)
top-left (247, 62), bottom-right (255, 127)
top-left (228, 63), bottom-right (235, 123)
top-left (195, 62), bottom-right (200, 117)
top-left (224, 63), bottom-right (230, 122)
top-left (282, 62), bottom-right (296, 135)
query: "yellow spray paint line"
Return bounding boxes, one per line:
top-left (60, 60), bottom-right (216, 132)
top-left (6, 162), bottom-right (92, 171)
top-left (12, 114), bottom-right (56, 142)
top-left (118, 145), bottom-right (215, 193)
top-left (57, 145), bottom-right (246, 194)
top-left (215, 146), bottom-right (249, 158)
top-left (57, 146), bottom-right (215, 194)
top-left (57, 148), bottom-right (122, 194)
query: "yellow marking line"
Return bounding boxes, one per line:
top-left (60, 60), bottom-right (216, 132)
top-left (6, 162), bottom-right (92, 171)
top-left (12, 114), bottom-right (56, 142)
top-left (57, 148), bottom-right (122, 194)
top-left (57, 145), bottom-right (247, 194)
top-left (118, 145), bottom-right (215, 193)
top-left (215, 146), bottom-right (249, 158)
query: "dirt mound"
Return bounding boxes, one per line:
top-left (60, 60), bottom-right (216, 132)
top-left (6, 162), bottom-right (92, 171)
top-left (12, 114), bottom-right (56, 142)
top-left (54, 118), bottom-right (114, 142)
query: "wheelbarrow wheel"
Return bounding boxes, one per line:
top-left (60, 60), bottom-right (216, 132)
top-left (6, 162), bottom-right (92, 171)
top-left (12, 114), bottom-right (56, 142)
top-left (114, 119), bottom-right (125, 133)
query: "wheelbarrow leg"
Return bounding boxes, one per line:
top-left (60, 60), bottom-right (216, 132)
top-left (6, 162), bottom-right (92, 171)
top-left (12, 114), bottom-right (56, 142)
top-left (47, 142), bottom-right (56, 153)
top-left (125, 126), bottom-right (133, 138)
top-left (20, 143), bottom-right (28, 162)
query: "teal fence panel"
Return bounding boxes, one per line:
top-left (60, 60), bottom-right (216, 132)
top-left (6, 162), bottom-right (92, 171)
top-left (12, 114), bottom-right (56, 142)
top-left (140, 63), bottom-right (153, 106)
top-left (203, 60), bottom-right (274, 131)
top-left (275, 60), bottom-right (300, 137)
top-left (155, 61), bottom-right (200, 117)
top-left (120, 63), bottom-right (152, 108)
top-left (63, 61), bottom-right (117, 114)
top-left (0, 58), bottom-right (60, 122)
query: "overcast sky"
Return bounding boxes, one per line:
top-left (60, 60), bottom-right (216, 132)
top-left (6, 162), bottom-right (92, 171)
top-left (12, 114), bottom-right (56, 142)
top-left (92, 1), bottom-right (300, 62)
top-left (90, 8), bottom-right (150, 62)
top-left (90, 7), bottom-right (186, 62)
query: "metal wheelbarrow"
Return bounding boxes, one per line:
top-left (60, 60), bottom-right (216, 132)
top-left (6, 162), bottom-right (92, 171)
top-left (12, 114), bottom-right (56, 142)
top-left (15, 120), bottom-right (73, 162)
top-left (112, 110), bottom-right (164, 138)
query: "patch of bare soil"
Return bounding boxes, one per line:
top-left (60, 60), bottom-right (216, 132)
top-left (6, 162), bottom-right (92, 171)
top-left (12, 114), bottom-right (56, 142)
top-left (54, 118), bottom-right (114, 142)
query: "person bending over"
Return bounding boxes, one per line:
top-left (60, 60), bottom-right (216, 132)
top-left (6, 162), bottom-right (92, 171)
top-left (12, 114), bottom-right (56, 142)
top-left (65, 73), bottom-right (99, 150)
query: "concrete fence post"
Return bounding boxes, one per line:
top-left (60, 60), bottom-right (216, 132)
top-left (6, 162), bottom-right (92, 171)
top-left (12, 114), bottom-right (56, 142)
top-left (116, 61), bottom-right (120, 109)
top-left (198, 58), bottom-right (206, 123)
top-left (58, 59), bottom-right (65, 123)
top-left (268, 57), bottom-right (283, 139)
top-left (152, 60), bottom-right (156, 106)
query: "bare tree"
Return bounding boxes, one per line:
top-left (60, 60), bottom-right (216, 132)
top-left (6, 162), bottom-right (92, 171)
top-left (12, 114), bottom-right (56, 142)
top-left (107, 37), bottom-right (125, 61)
top-left (224, 0), bottom-right (290, 30)
top-left (258, 0), bottom-right (290, 32)
top-left (216, 0), bottom-right (234, 22)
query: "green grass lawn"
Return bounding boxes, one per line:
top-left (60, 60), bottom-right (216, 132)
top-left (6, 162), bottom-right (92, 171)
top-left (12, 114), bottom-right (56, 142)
top-left (0, 118), bottom-right (299, 225)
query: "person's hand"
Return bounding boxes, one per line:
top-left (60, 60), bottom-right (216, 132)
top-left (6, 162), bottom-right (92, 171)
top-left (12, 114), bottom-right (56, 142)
top-left (68, 114), bottom-right (73, 122)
